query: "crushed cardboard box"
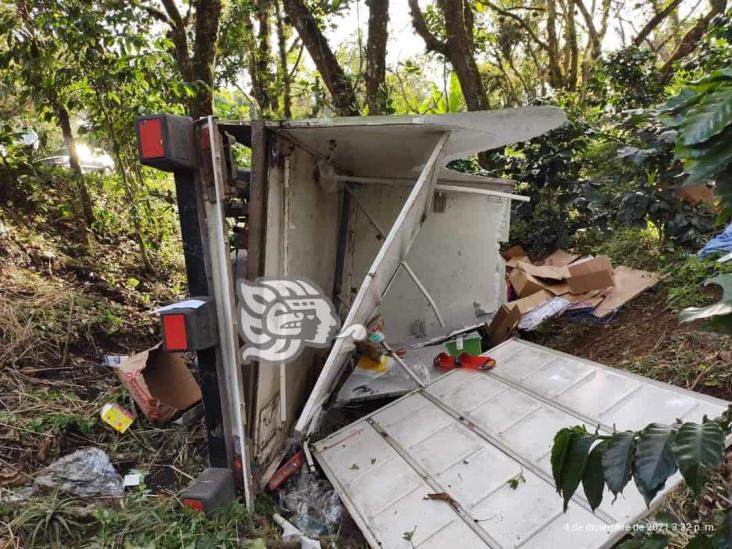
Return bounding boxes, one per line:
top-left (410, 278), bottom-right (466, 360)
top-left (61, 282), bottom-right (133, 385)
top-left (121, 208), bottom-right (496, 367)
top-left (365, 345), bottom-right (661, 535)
top-left (114, 345), bottom-right (202, 424)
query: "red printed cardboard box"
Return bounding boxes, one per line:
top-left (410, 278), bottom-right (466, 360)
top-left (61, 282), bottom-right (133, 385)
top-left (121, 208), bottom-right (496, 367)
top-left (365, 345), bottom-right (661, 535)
top-left (115, 345), bottom-right (202, 424)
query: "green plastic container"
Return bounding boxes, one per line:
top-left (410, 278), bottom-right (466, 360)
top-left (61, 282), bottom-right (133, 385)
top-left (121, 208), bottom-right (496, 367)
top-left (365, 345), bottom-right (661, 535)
top-left (444, 331), bottom-right (482, 357)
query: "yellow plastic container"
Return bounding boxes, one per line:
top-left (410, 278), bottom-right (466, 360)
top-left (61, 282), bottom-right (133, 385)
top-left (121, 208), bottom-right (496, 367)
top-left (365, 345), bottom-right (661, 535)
top-left (100, 403), bottom-right (135, 433)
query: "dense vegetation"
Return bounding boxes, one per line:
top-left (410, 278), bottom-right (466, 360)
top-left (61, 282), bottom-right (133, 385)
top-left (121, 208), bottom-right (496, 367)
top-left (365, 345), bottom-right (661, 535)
top-left (1, 0), bottom-right (732, 547)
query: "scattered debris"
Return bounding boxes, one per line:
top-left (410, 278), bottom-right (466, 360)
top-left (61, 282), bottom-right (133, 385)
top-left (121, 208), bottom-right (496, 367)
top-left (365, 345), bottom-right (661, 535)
top-left (0, 466), bottom-right (24, 487)
top-left (698, 223), bottom-right (732, 258)
top-left (278, 469), bottom-right (343, 539)
top-left (273, 513), bottom-right (322, 549)
top-left (100, 403), bottom-right (135, 433)
top-left (114, 346), bottom-right (202, 424)
top-left (506, 472), bottom-right (526, 490)
top-left (33, 447), bottom-right (123, 497)
top-left (443, 331), bottom-right (482, 357)
top-left (492, 248), bottom-right (659, 339)
top-left (267, 450), bottom-right (306, 491)
top-left (424, 492), bottom-right (458, 505)
top-left (123, 470), bottom-right (144, 488)
top-left (180, 468), bottom-right (236, 517)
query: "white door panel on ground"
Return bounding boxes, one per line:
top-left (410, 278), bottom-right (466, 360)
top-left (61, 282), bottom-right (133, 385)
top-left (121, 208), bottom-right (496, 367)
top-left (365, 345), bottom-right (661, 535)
top-left (313, 339), bottom-right (729, 548)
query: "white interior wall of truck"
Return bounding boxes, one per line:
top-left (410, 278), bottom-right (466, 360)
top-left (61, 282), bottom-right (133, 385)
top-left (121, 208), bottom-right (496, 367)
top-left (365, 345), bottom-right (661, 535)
top-left (295, 135), bottom-right (450, 435)
top-left (252, 135), bottom-right (342, 472)
top-left (344, 183), bottom-right (512, 344)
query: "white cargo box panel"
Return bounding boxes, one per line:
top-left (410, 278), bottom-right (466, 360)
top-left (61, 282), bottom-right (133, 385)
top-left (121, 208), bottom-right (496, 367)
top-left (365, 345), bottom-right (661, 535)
top-left (312, 339), bottom-right (730, 549)
top-left (295, 108), bottom-right (567, 436)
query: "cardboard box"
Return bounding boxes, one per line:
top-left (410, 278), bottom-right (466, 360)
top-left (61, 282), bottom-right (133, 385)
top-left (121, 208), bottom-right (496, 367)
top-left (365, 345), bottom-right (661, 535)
top-left (502, 245), bottom-right (528, 260)
top-left (592, 266), bottom-right (659, 318)
top-left (543, 249), bottom-right (579, 267)
top-left (509, 267), bottom-right (547, 298)
top-left (516, 261), bottom-right (569, 281)
top-left (503, 245), bottom-right (529, 268)
top-left (505, 290), bottom-right (553, 315)
top-left (114, 345), bottom-right (202, 424)
top-left (485, 305), bottom-right (522, 347)
top-left (566, 255), bottom-right (615, 294)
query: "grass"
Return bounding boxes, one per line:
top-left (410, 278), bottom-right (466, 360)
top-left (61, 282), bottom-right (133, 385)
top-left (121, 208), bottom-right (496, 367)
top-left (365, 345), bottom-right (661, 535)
top-left (1, 490), bottom-right (270, 548)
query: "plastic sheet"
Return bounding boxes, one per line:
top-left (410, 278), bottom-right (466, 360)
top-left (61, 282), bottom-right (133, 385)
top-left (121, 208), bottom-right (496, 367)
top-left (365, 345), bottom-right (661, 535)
top-left (34, 447), bottom-right (124, 497)
top-left (277, 468), bottom-right (343, 538)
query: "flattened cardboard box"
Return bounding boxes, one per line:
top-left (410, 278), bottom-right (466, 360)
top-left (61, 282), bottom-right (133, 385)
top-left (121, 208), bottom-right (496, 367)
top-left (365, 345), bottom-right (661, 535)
top-left (592, 266), bottom-right (659, 318)
top-left (114, 345), bottom-right (202, 424)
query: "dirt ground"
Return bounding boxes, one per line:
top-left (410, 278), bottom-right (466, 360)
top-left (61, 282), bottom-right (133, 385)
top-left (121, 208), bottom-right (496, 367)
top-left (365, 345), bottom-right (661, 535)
top-left (529, 289), bottom-right (732, 401)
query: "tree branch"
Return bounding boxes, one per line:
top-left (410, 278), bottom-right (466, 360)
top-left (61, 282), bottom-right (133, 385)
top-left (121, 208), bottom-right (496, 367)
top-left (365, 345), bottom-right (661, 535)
top-left (658, 0), bottom-right (728, 83)
top-left (407, 0), bottom-right (447, 55)
top-left (632, 0), bottom-right (683, 46)
top-left (574, 0), bottom-right (601, 56)
top-left (480, 0), bottom-right (551, 52)
top-left (283, 0), bottom-right (358, 115)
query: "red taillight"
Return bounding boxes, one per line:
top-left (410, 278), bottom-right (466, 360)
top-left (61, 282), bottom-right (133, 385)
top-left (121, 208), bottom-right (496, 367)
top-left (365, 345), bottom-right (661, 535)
top-left (138, 118), bottom-right (165, 159)
top-left (182, 498), bottom-right (204, 513)
top-left (162, 313), bottom-right (188, 351)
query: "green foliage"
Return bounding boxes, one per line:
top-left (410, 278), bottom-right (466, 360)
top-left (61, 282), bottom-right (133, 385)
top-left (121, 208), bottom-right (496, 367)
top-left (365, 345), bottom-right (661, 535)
top-left (672, 421), bottom-right (726, 495)
top-left (602, 431), bottom-right (635, 498)
top-left (662, 68), bottom-right (732, 190)
top-left (589, 47), bottom-right (664, 110)
top-left (551, 426), bottom-right (594, 510)
top-left (633, 423), bottom-right (678, 504)
top-left (551, 410), bottom-right (730, 512)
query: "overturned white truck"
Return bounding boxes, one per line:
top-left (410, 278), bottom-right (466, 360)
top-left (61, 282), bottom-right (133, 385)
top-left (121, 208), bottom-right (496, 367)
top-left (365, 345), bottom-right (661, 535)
top-left (136, 110), bottom-right (729, 548)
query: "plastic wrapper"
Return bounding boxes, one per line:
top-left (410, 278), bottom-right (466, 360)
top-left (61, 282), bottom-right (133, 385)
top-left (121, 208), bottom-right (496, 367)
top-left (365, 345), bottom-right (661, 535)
top-left (34, 447), bottom-right (124, 497)
top-left (278, 468), bottom-right (343, 538)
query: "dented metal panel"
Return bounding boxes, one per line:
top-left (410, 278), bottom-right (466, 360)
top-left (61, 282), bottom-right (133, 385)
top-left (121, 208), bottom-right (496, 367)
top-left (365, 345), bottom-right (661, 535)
top-left (313, 339), bottom-right (729, 549)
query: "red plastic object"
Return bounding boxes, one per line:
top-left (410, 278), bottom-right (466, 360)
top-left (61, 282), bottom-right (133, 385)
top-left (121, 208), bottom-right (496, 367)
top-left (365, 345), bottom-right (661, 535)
top-left (458, 352), bottom-right (496, 370)
top-left (137, 118), bottom-right (165, 159)
top-left (267, 450), bottom-right (305, 491)
top-left (162, 313), bottom-right (188, 351)
top-left (182, 498), bottom-right (204, 513)
top-left (434, 352), bottom-right (457, 370)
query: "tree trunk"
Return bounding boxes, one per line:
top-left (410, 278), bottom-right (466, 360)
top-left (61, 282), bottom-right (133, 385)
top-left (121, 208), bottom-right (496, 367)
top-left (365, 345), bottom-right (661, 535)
top-left (545, 0), bottom-right (564, 89)
top-left (439, 0), bottom-right (489, 111)
top-left (365, 0), bottom-right (389, 115)
top-left (658, 0), bottom-right (727, 84)
top-left (283, 0), bottom-right (359, 115)
top-left (190, 0), bottom-right (222, 118)
top-left (274, 0), bottom-right (292, 118)
top-left (56, 106), bottom-right (94, 226)
top-left (563, 0), bottom-right (579, 91)
top-left (632, 0), bottom-right (683, 47)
